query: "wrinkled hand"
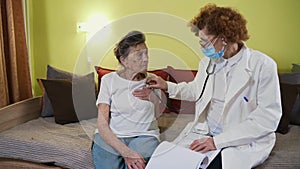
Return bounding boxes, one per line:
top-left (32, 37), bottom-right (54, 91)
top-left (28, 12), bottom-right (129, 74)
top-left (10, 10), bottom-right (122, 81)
top-left (146, 76), bottom-right (168, 91)
top-left (132, 87), bottom-right (153, 101)
top-left (189, 137), bottom-right (216, 153)
top-left (123, 149), bottom-right (146, 169)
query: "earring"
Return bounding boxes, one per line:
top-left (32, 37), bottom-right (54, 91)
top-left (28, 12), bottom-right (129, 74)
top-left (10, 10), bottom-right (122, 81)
top-left (221, 37), bottom-right (227, 46)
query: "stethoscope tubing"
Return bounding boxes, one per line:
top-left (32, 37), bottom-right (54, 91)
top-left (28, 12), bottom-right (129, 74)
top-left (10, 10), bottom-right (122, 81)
top-left (152, 59), bottom-right (215, 113)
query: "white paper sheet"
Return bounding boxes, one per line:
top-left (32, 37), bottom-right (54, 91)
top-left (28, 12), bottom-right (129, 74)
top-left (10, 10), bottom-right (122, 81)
top-left (146, 122), bottom-right (220, 169)
top-left (146, 141), bottom-right (209, 169)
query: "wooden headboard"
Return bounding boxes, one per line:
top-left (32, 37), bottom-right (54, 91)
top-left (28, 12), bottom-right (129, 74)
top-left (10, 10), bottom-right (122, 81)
top-left (0, 97), bottom-right (42, 132)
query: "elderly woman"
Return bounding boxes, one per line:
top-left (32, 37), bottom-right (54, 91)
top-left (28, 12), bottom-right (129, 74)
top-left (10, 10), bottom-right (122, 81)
top-left (142, 4), bottom-right (282, 169)
top-left (92, 31), bottom-right (160, 169)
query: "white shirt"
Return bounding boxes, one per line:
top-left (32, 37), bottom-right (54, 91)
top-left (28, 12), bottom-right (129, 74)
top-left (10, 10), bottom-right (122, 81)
top-left (95, 72), bottom-right (159, 139)
top-left (207, 48), bottom-right (243, 136)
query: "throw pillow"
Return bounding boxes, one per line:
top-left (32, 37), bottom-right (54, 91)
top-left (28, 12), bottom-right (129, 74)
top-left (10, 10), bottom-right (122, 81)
top-left (292, 63), bottom-right (300, 72)
top-left (166, 66), bottom-right (198, 114)
top-left (94, 66), bottom-right (115, 93)
top-left (277, 73), bottom-right (300, 134)
top-left (148, 69), bottom-right (169, 81)
top-left (290, 94), bottom-right (300, 125)
top-left (40, 73), bottom-right (98, 125)
top-left (39, 65), bottom-right (75, 117)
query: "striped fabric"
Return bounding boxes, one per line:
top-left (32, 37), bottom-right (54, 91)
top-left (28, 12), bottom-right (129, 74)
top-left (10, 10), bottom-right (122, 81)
top-left (0, 117), bottom-right (97, 169)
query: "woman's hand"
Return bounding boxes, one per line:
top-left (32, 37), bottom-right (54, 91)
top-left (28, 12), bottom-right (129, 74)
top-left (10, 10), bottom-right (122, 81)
top-left (123, 149), bottom-right (146, 169)
top-left (132, 87), bottom-right (153, 101)
top-left (97, 104), bottom-right (146, 169)
top-left (189, 137), bottom-right (217, 153)
top-left (146, 76), bottom-right (168, 91)
top-left (133, 86), bottom-right (166, 118)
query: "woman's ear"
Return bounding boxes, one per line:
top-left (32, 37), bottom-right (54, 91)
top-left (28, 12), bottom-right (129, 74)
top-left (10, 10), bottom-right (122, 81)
top-left (120, 56), bottom-right (127, 66)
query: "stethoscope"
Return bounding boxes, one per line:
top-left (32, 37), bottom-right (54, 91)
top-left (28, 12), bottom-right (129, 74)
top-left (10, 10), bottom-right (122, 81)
top-left (151, 59), bottom-right (216, 113)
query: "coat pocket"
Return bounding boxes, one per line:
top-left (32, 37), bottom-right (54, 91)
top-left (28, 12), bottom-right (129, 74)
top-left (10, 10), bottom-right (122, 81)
top-left (241, 98), bottom-right (257, 117)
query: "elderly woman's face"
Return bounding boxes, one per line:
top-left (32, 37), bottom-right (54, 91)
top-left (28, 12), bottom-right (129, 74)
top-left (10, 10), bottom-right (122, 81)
top-left (123, 43), bottom-right (148, 73)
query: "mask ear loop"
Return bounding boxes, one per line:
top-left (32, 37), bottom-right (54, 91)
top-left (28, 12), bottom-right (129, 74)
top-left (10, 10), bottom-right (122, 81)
top-left (217, 37), bottom-right (227, 56)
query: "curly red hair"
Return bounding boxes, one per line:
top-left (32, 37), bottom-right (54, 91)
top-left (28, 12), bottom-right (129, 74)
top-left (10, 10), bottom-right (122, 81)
top-left (190, 4), bottom-right (249, 43)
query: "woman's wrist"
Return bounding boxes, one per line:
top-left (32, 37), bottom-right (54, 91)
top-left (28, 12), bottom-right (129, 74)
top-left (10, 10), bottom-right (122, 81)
top-left (119, 146), bottom-right (132, 158)
top-left (148, 92), bottom-right (158, 103)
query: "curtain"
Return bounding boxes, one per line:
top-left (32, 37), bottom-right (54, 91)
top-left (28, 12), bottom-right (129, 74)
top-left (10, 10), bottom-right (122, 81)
top-left (0, 0), bottom-right (32, 108)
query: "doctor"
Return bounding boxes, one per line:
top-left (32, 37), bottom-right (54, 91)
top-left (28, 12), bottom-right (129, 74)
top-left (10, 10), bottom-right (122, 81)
top-left (138, 3), bottom-right (282, 169)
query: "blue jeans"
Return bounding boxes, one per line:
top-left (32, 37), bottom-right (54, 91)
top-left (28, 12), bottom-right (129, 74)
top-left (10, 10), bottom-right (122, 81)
top-left (92, 133), bottom-right (159, 169)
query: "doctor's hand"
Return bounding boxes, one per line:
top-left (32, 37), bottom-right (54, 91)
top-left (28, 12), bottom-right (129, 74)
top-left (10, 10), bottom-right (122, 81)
top-left (189, 137), bottom-right (217, 153)
top-left (146, 76), bottom-right (168, 91)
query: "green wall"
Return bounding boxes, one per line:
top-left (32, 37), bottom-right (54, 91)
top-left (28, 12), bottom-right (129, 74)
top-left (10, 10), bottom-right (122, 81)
top-left (29, 0), bottom-right (300, 96)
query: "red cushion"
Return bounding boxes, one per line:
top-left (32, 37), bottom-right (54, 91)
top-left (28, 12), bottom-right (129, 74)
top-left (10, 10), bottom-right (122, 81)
top-left (166, 66), bottom-right (198, 114)
top-left (166, 66), bottom-right (197, 83)
top-left (148, 69), bottom-right (169, 81)
top-left (94, 66), bottom-right (169, 91)
top-left (94, 66), bottom-right (115, 92)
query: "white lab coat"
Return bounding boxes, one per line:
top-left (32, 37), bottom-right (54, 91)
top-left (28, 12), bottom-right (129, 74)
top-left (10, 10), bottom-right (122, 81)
top-left (167, 46), bottom-right (282, 169)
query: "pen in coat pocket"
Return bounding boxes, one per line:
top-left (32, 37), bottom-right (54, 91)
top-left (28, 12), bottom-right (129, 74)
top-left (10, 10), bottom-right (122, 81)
top-left (243, 96), bottom-right (249, 102)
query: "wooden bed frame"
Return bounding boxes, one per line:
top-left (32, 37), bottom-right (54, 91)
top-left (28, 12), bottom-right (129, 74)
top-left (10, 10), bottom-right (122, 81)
top-left (0, 97), bottom-right (64, 169)
top-left (0, 97), bottom-right (42, 132)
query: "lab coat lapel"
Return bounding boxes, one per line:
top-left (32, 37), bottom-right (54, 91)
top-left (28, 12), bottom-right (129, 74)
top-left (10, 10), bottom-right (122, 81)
top-left (225, 48), bottom-right (252, 105)
top-left (195, 72), bottom-right (214, 120)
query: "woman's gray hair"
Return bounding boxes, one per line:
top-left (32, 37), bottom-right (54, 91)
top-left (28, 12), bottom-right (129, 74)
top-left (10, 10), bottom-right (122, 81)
top-left (114, 31), bottom-right (146, 63)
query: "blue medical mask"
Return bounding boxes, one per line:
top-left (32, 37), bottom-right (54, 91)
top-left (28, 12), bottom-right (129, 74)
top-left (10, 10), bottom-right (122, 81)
top-left (201, 44), bottom-right (225, 59)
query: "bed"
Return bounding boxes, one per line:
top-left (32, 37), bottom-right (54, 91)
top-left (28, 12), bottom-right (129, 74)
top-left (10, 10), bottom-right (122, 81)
top-left (1, 97), bottom-right (300, 169)
top-left (1, 66), bottom-right (300, 169)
